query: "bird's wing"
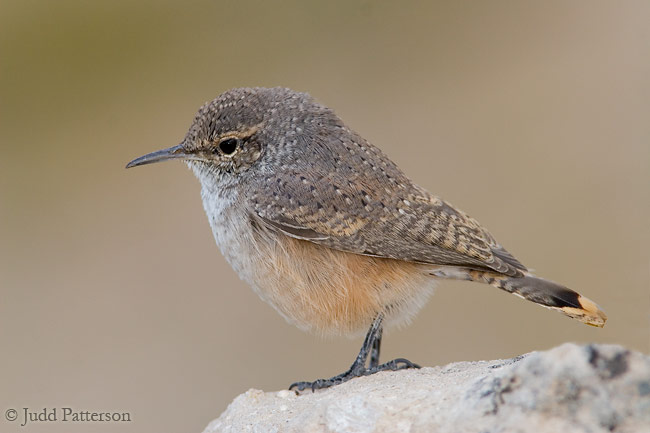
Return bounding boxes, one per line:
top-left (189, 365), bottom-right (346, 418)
top-left (248, 167), bottom-right (527, 277)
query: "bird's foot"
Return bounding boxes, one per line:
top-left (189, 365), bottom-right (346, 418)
top-left (289, 357), bottom-right (420, 393)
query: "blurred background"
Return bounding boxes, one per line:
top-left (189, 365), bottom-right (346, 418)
top-left (1, 1), bottom-right (648, 432)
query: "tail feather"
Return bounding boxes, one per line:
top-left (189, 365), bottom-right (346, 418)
top-left (430, 267), bottom-right (607, 327)
top-left (479, 272), bottom-right (607, 327)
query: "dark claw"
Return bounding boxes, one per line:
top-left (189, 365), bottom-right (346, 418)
top-left (288, 381), bottom-right (308, 392)
top-left (391, 358), bottom-right (421, 369)
top-left (289, 358), bottom-right (420, 393)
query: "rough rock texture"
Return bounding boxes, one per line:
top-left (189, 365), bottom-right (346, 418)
top-left (203, 344), bottom-right (650, 433)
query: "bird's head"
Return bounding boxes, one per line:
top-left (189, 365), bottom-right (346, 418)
top-left (126, 87), bottom-right (340, 190)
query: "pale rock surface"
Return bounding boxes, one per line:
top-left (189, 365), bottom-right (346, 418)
top-left (203, 343), bottom-right (650, 433)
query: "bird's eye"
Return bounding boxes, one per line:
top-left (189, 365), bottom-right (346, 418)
top-left (218, 137), bottom-right (239, 155)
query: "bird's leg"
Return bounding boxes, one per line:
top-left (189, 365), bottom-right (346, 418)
top-left (289, 314), bottom-right (382, 392)
top-left (365, 321), bottom-right (420, 377)
top-left (289, 313), bottom-right (421, 393)
top-left (369, 326), bottom-right (382, 368)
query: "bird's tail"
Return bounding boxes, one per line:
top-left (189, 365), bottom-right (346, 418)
top-left (432, 268), bottom-right (607, 327)
top-left (479, 271), bottom-right (607, 327)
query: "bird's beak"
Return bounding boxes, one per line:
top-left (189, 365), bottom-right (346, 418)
top-left (125, 144), bottom-right (190, 169)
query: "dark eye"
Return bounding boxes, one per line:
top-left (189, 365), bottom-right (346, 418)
top-left (218, 137), bottom-right (239, 155)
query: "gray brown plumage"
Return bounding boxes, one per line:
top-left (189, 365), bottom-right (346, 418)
top-left (127, 87), bottom-right (606, 390)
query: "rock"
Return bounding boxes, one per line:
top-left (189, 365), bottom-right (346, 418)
top-left (202, 343), bottom-right (650, 433)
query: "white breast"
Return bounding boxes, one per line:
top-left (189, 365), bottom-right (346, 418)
top-left (200, 185), bottom-right (257, 283)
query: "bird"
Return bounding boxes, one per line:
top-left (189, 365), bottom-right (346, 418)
top-left (126, 87), bottom-right (607, 392)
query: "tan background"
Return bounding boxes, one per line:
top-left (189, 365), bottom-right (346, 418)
top-left (1, 1), bottom-right (649, 432)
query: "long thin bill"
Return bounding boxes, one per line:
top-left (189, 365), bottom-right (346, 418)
top-left (125, 144), bottom-right (187, 168)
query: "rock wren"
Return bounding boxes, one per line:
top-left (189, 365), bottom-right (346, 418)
top-left (126, 87), bottom-right (606, 392)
